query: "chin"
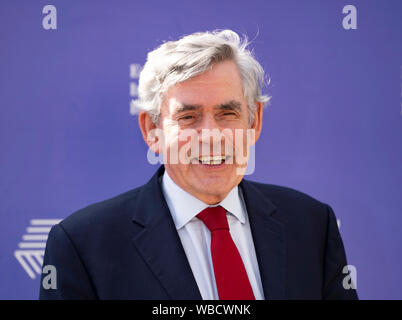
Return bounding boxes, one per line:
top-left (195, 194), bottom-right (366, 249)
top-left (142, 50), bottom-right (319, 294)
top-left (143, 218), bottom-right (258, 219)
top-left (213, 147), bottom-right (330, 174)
top-left (196, 186), bottom-right (227, 201)
top-left (196, 179), bottom-right (231, 194)
top-left (196, 174), bottom-right (228, 186)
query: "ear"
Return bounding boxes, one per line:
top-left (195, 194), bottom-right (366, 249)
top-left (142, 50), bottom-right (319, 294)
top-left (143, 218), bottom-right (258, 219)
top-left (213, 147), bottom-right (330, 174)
top-left (138, 111), bottom-right (160, 154)
top-left (250, 101), bottom-right (263, 145)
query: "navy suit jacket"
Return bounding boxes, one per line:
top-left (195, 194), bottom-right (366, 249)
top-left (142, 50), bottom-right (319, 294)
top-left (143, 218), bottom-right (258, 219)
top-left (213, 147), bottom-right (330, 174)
top-left (39, 166), bottom-right (358, 300)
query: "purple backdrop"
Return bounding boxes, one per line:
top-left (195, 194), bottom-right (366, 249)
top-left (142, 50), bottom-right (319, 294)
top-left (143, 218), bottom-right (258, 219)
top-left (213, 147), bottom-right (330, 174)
top-left (0, 0), bottom-right (401, 299)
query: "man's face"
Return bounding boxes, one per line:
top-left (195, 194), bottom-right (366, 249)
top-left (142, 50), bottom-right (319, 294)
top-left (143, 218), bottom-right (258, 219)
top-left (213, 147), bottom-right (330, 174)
top-left (141, 60), bottom-right (262, 204)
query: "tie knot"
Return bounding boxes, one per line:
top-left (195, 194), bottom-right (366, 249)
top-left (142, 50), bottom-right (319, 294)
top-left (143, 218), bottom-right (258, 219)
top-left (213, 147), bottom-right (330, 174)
top-left (196, 205), bottom-right (229, 232)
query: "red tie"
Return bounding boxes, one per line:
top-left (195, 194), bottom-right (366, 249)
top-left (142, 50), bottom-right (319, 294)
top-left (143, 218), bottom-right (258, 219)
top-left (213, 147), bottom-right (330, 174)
top-left (197, 206), bottom-right (255, 300)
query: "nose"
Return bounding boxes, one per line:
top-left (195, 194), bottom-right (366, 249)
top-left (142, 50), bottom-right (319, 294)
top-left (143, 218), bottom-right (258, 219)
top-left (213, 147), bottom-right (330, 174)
top-left (198, 112), bottom-right (219, 132)
top-left (198, 113), bottom-right (226, 154)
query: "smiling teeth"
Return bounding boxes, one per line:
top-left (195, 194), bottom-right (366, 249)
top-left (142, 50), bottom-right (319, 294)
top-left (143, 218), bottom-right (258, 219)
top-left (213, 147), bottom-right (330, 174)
top-left (198, 155), bottom-right (226, 165)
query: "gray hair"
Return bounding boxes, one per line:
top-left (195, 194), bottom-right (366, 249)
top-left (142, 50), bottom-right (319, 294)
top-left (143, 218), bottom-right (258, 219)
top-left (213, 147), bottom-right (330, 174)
top-left (135, 29), bottom-right (270, 124)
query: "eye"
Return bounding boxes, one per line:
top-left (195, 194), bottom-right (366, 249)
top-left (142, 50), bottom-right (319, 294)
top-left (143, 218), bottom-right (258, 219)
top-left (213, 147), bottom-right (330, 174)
top-left (220, 111), bottom-right (238, 119)
top-left (181, 115), bottom-right (194, 120)
top-left (177, 114), bottom-right (197, 125)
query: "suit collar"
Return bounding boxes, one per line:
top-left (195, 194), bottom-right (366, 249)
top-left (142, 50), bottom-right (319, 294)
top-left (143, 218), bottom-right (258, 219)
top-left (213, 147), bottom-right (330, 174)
top-left (131, 165), bottom-right (202, 299)
top-left (240, 178), bottom-right (287, 299)
top-left (131, 166), bottom-right (287, 300)
top-left (161, 169), bottom-right (246, 230)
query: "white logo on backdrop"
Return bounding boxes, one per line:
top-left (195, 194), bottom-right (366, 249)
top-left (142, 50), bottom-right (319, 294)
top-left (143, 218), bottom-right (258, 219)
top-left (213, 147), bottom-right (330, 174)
top-left (14, 219), bottom-right (61, 279)
top-left (129, 63), bottom-right (143, 115)
top-left (42, 5), bottom-right (57, 30)
top-left (342, 5), bottom-right (357, 30)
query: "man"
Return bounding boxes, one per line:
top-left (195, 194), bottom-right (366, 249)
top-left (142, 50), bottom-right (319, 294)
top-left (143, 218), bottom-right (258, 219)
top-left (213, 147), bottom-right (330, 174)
top-left (39, 30), bottom-right (358, 300)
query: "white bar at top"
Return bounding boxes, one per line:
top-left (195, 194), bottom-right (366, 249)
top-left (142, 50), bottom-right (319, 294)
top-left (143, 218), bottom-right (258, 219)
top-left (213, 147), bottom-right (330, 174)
top-left (18, 242), bottom-right (47, 249)
top-left (26, 227), bottom-right (51, 233)
top-left (23, 234), bottom-right (48, 241)
top-left (30, 219), bottom-right (62, 225)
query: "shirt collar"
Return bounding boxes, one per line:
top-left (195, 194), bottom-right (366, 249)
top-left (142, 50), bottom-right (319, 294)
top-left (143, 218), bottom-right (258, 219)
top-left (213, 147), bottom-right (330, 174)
top-left (161, 170), bottom-right (246, 230)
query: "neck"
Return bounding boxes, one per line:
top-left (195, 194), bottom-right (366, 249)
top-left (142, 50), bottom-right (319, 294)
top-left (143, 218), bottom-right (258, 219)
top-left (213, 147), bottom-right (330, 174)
top-left (164, 168), bottom-right (232, 205)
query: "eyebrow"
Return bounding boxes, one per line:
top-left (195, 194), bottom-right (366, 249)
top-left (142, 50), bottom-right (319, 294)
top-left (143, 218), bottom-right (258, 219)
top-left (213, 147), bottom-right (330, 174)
top-left (174, 104), bottom-right (201, 114)
top-left (173, 100), bottom-right (241, 114)
top-left (214, 100), bottom-right (241, 112)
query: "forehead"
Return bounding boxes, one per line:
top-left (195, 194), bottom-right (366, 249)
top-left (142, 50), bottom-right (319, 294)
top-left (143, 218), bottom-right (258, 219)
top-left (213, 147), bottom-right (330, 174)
top-left (163, 60), bottom-right (245, 113)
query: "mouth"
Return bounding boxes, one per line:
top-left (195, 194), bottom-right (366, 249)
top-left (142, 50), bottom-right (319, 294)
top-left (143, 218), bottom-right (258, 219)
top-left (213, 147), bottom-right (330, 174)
top-left (194, 155), bottom-right (230, 166)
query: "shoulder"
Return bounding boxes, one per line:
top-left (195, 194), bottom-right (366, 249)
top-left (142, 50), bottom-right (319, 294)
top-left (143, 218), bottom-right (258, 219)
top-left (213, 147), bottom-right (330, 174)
top-left (55, 186), bottom-right (143, 241)
top-left (52, 167), bottom-right (164, 243)
top-left (243, 179), bottom-right (327, 209)
top-left (241, 179), bottom-right (331, 225)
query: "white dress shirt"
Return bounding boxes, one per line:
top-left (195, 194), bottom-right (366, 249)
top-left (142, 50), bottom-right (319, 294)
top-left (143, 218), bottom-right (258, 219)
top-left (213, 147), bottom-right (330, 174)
top-left (161, 170), bottom-right (265, 300)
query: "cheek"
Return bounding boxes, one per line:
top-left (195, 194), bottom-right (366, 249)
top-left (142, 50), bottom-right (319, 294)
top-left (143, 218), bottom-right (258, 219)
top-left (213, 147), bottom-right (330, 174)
top-left (161, 126), bottom-right (179, 148)
top-left (163, 128), bottom-right (197, 165)
top-left (232, 128), bottom-right (254, 159)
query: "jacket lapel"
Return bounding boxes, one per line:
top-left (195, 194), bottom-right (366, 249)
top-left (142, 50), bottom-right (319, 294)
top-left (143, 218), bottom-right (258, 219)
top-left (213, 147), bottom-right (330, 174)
top-left (130, 166), bottom-right (202, 299)
top-left (130, 166), bottom-right (287, 300)
top-left (240, 179), bottom-right (287, 299)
